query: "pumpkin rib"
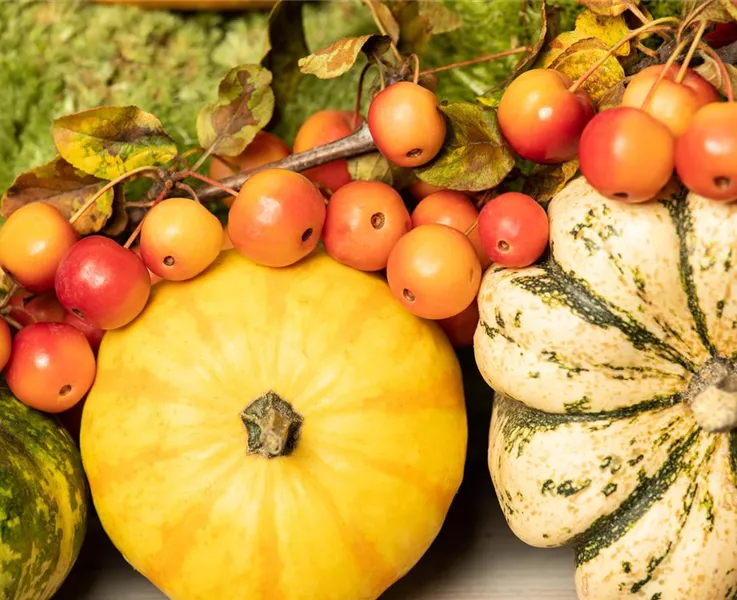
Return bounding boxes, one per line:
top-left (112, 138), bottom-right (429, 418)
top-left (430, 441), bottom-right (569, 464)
top-left (513, 260), bottom-right (696, 372)
top-left (662, 194), bottom-right (717, 357)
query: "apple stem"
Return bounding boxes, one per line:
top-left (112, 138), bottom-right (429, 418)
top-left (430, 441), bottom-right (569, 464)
top-left (1, 314), bottom-right (22, 331)
top-left (679, 1), bottom-right (715, 37)
top-left (419, 47), bottom-right (529, 76)
top-left (568, 19), bottom-right (679, 94)
top-left (676, 21), bottom-right (707, 84)
top-left (68, 166), bottom-right (164, 227)
top-left (699, 42), bottom-right (735, 102)
top-left (353, 62), bottom-right (373, 129)
top-left (464, 219), bottom-right (479, 237)
top-left (180, 171), bottom-right (239, 197)
top-left (0, 282), bottom-right (18, 310)
top-left (123, 178), bottom-right (174, 249)
top-left (407, 53), bottom-right (420, 85)
top-left (175, 182), bottom-right (201, 203)
top-left (641, 37), bottom-right (690, 112)
top-left (194, 123), bottom-right (377, 204)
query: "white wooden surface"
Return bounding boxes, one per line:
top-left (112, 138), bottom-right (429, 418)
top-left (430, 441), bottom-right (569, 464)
top-left (54, 461), bottom-right (578, 600)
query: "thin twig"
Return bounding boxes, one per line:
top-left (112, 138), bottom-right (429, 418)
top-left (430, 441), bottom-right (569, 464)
top-left (175, 182), bottom-right (201, 203)
top-left (420, 47), bottom-right (529, 76)
top-left (180, 171), bottom-right (238, 197)
top-left (69, 166), bottom-right (163, 226)
top-left (353, 62), bottom-right (373, 129)
top-left (195, 123), bottom-right (377, 203)
top-left (464, 219), bottom-right (479, 237)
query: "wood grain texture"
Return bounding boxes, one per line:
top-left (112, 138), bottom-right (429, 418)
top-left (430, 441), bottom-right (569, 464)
top-left (55, 459), bottom-right (577, 600)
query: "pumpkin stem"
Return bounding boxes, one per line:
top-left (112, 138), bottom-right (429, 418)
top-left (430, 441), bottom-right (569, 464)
top-left (684, 358), bottom-right (737, 433)
top-left (240, 391), bottom-right (303, 459)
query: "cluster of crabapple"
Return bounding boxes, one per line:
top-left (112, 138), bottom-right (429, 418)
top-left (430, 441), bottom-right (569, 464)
top-left (0, 191), bottom-right (228, 421)
top-left (218, 80), bottom-right (550, 349)
top-left (497, 64), bottom-right (737, 203)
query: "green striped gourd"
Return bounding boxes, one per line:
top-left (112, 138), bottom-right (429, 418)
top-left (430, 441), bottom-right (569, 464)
top-left (475, 175), bottom-right (737, 599)
top-left (0, 379), bottom-right (88, 599)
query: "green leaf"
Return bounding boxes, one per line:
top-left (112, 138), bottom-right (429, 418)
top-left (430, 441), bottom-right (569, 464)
top-left (52, 106), bottom-right (178, 181)
top-left (479, 0), bottom-right (548, 103)
top-left (347, 152), bottom-right (394, 185)
top-left (546, 37), bottom-right (625, 104)
top-left (682, 0), bottom-right (737, 23)
top-left (0, 156), bottom-right (116, 235)
top-left (414, 102), bottom-right (515, 192)
top-left (298, 35), bottom-right (391, 79)
top-left (695, 51), bottom-right (737, 99)
top-left (260, 0), bottom-right (309, 142)
top-left (576, 0), bottom-right (633, 17)
top-left (522, 158), bottom-right (580, 207)
top-left (196, 64), bottom-right (275, 157)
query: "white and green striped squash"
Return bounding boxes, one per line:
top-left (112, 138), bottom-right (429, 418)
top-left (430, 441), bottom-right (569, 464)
top-left (475, 175), bottom-right (737, 600)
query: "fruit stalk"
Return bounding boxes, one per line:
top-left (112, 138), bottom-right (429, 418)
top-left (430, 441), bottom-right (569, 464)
top-left (676, 21), bottom-right (707, 84)
top-left (640, 37), bottom-right (690, 111)
top-left (196, 123), bottom-right (377, 203)
top-left (419, 47), bottom-right (529, 76)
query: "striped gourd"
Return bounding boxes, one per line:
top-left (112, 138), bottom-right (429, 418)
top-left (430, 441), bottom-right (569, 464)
top-left (475, 175), bottom-right (737, 600)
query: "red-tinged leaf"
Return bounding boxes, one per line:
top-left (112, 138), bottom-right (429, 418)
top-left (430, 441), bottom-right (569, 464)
top-left (414, 102), bottom-right (515, 192)
top-left (196, 64), bottom-right (275, 157)
top-left (52, 106), bottom-right (178, 181)
top-left (0, 156), bottom-right (117, 235)
top-left (298, 35), bottom-right (391, 79)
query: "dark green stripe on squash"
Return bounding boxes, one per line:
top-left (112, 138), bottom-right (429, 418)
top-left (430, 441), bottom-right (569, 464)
top-left (495, 394), bottom-right (679, 458)
top-left (508, 261), bottom-right (695, 371)
top-left (661, 192), bottom-right (716, 357)
top-left (0, 380), bottom-right (88, 600)
top-left (573, 428), bottom-right (701, 567)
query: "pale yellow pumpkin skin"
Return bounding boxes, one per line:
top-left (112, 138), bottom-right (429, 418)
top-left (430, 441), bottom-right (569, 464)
top-left (475, 176), bottom-right (737, 599)
top-left (81, 249), bottom-right (467, 600)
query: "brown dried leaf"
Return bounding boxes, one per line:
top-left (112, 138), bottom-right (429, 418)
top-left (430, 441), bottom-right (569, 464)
top-left (548, 37), bottom-right (626, 104)
top-left (196, 64), bottom-right (275, 157)
top-left (682, 0), bottom-right (737, 24)
top-left (695, 51), bottom-right (737, 99)
top-left (418, 1), bottom-right (463, 35)
top-left (523, 158), bottom-right (580, 207)
top-left (597, 79), bottom-right (627, 110)
top-left (370, 1), bottom-right (401, 43)
top-left (298, 35), bottom-right (391, 79)
top-left (0, 157), bottom-right (116, 235)
top-left (576, 0), bottom-right (633, 17)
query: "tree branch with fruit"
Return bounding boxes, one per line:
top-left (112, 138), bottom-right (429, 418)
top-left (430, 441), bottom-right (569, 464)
top-left (0, 0), bottom-right (736, 414)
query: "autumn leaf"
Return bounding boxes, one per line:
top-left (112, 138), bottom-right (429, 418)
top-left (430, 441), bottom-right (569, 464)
top-left (523, 158), bottom-right (580, 207)
top-left (52, 106), bottom-right (178, 181)
top-left (260, 1), bottom-right (308, 143)
top-left (197, 64), bottom-right (275, 157)
top-left (418, 1), bottom-right (463, 35)
top-left (681, 0), bottom-right (737, 23)
top-left (347, 152), bottom-right (394, 185)
top-left (367, 1), bottom-right (400, 43)
top-left (577, 0), bottom-right (633, 17)
top-left (0, 156), bottom-right (116, 235)
top-left (695, 52), bottom-right (737, 99)
top-left (597, 79), bottom-right (626, 110)
top-left (547, 38), bottom-right (625, 104)
top-left (298, 35), bottom-right (391, 79)
top-left (574, 9), bottom-right (631, 56)
top-left (414, 102), bottom-right (515, 192)
top-left (101, 187), bottom-right (129, 237)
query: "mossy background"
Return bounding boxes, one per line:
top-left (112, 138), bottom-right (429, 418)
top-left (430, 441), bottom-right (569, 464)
top-left (0, 0), bottom-right (681, 195)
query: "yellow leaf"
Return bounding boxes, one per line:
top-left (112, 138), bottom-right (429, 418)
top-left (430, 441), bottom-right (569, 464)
top-left (574, 9), bottom-right (631, 56)
top-left (298, 35), bottom-right (390, 79)
top-left (577, 0), bottom-right (633, 17)
top-left (537, 30), bottom-right (587, 68)
top-left (548, 37), bottom-right (626, 105)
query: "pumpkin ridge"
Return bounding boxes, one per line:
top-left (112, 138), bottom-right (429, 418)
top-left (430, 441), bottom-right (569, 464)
top-left (662, 194), bottom-right (717, 357)
top-left (730, 432), bottom-right (737, 483)
top-left (572, 426), bottom-right (701, 566)
top-left (495, 393), bottom-right (682, 460)
top-left (511, 260), bottom-right (696, 372)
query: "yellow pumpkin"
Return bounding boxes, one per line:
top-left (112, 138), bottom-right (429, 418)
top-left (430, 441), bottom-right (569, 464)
top-left (80, 249), bottom-right (467, 600)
